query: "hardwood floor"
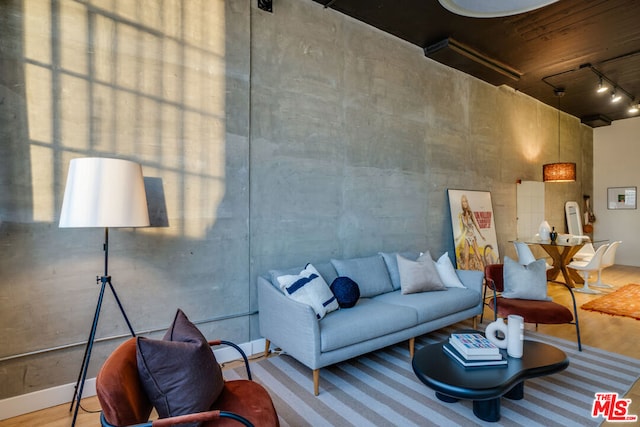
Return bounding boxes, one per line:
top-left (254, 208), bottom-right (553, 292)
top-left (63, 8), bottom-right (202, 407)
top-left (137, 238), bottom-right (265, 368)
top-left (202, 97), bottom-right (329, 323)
top-left (2, 265), bottom-right (639, 427)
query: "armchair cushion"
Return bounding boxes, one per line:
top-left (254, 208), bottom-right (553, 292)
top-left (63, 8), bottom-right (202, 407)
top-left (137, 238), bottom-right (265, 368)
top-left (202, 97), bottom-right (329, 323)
top-left (137, 309), bottom-right (224, 424)
top-left (502, 256), bottom-right (551, 301)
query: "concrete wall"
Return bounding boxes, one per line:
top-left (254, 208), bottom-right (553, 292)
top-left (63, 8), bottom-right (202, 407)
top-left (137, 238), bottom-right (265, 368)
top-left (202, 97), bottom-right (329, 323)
top-left (593, 116), bottom-right (640, 266)
top-left (0, 0), bottom-right (592, 401)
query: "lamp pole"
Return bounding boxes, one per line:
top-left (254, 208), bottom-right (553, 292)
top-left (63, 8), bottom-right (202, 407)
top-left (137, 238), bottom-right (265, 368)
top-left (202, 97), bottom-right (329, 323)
top-left (69, 227), bottom-right (137, 427)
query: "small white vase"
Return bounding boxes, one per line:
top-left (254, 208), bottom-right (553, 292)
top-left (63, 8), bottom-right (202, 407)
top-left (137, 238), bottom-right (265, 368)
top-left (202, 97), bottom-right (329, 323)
top-left (539, 220), bottom-right (551, 241)
top-left (485, 318), bottom-right (508, 349)
top-left (506, 315), bottom-right (524, 358)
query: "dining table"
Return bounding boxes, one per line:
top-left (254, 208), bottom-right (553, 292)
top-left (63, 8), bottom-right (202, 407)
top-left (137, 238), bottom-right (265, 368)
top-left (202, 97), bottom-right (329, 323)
top-left (518, 239), bottom-right (586, 287)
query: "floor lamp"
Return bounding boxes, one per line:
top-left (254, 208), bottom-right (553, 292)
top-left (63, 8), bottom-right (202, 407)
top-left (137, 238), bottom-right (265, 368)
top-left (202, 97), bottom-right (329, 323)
top-left (59, 157), bottom-right (150, 427)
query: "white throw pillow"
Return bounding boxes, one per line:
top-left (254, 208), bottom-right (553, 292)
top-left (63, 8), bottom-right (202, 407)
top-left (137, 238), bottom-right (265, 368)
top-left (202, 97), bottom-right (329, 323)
top-left (502, 256), bottom-right (551, 301)
top-left (277, 264), bottom-right (340, 319)
top-left (434, 252), bottom-right (466, 288)
top-left (397, 251), bottom-right (447, 295)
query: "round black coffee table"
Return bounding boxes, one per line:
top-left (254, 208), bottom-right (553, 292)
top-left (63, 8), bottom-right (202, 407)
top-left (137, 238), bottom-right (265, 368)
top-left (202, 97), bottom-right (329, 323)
top-left (412, 337), bottom-right (569, 422)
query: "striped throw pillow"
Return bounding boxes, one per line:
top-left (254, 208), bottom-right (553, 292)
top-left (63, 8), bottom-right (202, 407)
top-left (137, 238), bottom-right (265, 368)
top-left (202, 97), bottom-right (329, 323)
top-left (276, 264), bottom-right (339, 319)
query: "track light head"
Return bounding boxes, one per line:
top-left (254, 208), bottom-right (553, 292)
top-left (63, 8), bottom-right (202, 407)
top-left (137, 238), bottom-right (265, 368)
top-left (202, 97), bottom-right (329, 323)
top-left (596, 78), bottom-right (608, 93)
top-left (611, 90), bottom-right (622, 103)
top-left (629, 103), bottom-right (640, 114)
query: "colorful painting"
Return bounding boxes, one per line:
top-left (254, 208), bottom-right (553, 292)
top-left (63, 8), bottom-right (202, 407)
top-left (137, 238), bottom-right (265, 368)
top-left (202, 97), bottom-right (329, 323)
top-left (447, 189), bottom-right (500, 271)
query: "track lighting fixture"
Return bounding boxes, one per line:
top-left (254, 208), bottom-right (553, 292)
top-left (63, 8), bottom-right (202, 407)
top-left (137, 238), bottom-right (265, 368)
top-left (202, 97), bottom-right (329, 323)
top-left (596, 78), bottom-right (608, 93)
top-left (629, 103), bottom-right (640, 114)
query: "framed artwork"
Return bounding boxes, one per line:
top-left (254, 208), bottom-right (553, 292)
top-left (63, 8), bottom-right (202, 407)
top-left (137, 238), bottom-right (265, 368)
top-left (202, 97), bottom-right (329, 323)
top-left (607, 187), bottom-right (637, 210)
top-left (447, 189), bottom-right (500, 271)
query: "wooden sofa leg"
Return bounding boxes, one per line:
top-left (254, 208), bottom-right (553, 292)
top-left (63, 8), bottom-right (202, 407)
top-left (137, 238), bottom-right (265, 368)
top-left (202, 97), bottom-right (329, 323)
top-left (409, 337), bottom-right (415, 359)
top-left (264, 339), bottom-right (271, 358)
top-left (313, 369), bottom-right (320, 396)
top-left (473, 316), bottom-right (478, 330)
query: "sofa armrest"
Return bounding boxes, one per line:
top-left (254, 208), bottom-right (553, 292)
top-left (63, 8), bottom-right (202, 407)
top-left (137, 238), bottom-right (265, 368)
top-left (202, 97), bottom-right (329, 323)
top-left (257, 276), bottom-right (321, 366)
top-left (456, 269), bottom-right (484, 295)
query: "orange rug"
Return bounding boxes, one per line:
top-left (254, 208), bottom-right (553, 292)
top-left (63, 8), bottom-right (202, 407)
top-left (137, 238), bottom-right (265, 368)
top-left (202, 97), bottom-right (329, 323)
top-left (581, 284), bottom-right (640, 320)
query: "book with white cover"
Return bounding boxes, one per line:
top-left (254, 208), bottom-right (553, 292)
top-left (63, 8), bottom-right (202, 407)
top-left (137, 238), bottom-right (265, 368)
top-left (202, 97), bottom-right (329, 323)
top-left (448, 338), bottom-right (503, 360)
top-left (449, 333), bottom-right (500, 357)
top-left (443, 343), bottom-right (507, 368)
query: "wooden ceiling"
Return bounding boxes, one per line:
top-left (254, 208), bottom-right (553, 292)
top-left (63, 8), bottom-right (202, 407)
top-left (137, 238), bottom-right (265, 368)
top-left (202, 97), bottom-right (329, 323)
top-left (311, 0), bottom-right (640, 127)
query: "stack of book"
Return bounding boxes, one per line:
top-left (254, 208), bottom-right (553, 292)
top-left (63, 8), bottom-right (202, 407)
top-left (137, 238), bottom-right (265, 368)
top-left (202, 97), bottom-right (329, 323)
top-left (443, 333), bottom-right (507, 367)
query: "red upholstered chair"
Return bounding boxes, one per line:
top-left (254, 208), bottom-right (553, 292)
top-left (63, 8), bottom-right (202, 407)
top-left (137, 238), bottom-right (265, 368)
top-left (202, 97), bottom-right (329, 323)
top-left (96, 337), bottom-right (279, 427)
top-left (482, 264), bottom-right (582, 351)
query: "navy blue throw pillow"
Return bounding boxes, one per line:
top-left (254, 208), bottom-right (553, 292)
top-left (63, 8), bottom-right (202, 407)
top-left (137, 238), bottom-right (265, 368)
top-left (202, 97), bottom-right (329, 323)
top-left (330, 277), bottom-right (360, 308)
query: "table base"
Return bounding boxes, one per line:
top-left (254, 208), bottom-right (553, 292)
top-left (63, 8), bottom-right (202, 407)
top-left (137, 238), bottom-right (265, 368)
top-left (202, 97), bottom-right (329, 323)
top-left (435, 382), bottom-right (525, 422)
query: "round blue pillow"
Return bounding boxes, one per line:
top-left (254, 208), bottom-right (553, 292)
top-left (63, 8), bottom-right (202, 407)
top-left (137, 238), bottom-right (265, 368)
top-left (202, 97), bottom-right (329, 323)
top-left (330, 277), bottom-right (360, 308)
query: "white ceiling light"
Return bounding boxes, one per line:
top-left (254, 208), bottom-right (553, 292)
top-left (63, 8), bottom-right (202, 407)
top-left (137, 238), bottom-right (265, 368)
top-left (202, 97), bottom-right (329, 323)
top-left (438, 0), bottom-right (559, 18)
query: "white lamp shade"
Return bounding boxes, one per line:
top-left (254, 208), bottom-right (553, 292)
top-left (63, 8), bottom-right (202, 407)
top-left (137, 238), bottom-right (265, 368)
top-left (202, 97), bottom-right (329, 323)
top-left (59, 158), bottom-right (150, 228)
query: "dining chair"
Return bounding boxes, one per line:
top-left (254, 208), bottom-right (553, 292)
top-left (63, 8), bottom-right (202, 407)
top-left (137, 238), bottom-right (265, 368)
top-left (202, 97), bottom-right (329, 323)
top-left (573, 242), bottom-right (595, 262)
top-left (567, 243), bottom-right (608, 294)
top-left (591, 241), bottom-right (621, 289)
top-left (483, 263), bottom-right (581, 351)
top-left (513, 241), bottom-right (552, 270)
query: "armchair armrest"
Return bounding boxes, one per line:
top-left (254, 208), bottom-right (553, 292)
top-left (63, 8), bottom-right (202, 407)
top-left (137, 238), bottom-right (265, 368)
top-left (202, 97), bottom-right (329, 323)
top-left (209, 340), bottom-right (252, 380)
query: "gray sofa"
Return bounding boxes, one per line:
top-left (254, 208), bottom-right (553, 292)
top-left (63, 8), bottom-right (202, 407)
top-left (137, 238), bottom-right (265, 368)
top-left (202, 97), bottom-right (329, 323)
top-left (257, 252), bottom-right (484, 395)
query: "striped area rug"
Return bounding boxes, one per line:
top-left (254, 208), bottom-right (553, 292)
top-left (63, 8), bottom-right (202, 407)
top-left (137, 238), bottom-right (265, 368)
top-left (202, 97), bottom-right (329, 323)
top-left (227, 328), bottom-right (640, 427)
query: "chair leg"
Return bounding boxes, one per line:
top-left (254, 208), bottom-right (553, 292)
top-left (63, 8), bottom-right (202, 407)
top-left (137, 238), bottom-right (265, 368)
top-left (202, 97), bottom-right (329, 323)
top-left (264, 339), bottom-right (271, 358)
top-left (591, 269), bottom-right (613, 289)
top-left (574, 271), bottom-right (601, 294)
top-left (313, 369), bottom-right (320, 396)
top-left (472, 316), bottom-right (477, 330)
top-left (409, 337), bottom-right (415, 359)
top-left (480, 285), bottom-right (488, 323)
top-left (565, 284), bottom-right (583, 352)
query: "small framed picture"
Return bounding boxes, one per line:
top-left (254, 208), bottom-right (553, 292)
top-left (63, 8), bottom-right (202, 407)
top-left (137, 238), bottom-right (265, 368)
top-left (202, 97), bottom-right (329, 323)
top-left (607, 187), bottom-right (637, 210)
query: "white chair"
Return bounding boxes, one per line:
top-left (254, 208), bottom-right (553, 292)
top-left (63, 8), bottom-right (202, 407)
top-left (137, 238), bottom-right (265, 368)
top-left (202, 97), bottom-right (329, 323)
top-left (592, 241), bottom-right (621, 289)
top-left (567, 244), bottom-right (608, 294)
top-left (573, 242), bottom-right (595, 262)
top-left (513, 241), bottom-right (552, 270)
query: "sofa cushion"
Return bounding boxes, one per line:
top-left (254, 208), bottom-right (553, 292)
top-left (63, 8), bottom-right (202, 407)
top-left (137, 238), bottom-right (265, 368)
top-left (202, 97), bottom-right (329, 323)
top-left (136, 309), bottom-right (223, 424)
top-left (319, 299), bottom-right (418, 352)
top-left (331, 255), bottom-right (394, 298)
top-left (276, 264), bottom-right (339, 319)
top-left (379, 251), bottom-right (421, 290)
top-left (373, 288), bottom-right (481, 323)
top-left (502, 256), bottom-right (551, 301)
top-left (330, 277), bottom-right (360, 308)
top-left (434, 252), bottom-right (466, 288)
top-left (397, 252), bottom-right (447, 294)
